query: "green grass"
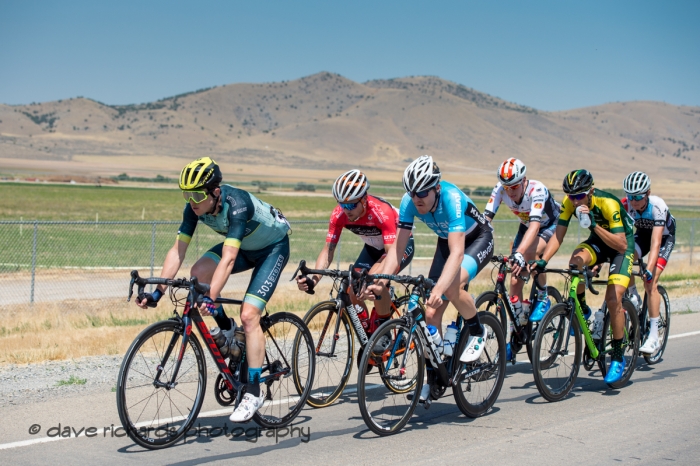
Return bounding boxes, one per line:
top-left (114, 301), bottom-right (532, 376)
top-left (56, 375), bottom-right (87, 386)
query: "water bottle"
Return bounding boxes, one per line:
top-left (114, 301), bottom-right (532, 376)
top-left (426, 325), bottom-right (443, 354)
top-left (591, 310), bottom-right (605, 340)
top-left (628, 289), bottom-right (642, 311)
top-left (355, 305), bottom-right (370, 331)
top-left (576, 206), bottom-right (591, 229)
top-left (408, 293), bottom-right (421, 312)
top-left (442, 322), bottom-right (458, 357)
top-left (229, 328), bottom-right (246, 361)
top-left (510, 296), bottom-right (527, 326)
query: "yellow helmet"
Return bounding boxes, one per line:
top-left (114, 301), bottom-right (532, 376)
top-left (179, 157), bottom-right (222, 191)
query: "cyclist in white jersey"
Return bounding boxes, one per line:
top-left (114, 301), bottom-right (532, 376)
top-left (622, 171), bottom-right (676, 354)
top-left (484, 159), bottom-right (560, 331)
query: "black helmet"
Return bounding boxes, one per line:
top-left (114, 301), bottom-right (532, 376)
top-left (562, 169), bottom-right (594, 194)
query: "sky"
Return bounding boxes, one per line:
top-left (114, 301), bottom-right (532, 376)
top-left (1, 0), bottom-right (698, 111)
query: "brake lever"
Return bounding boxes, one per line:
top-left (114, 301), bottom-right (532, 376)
top-left (127, 270), bottom-right (138, 302)
top-left (289, 260), bottom-right (308, 282)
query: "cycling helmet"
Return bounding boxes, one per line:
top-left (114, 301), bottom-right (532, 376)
top-left (179, 157), bottom-right (222, 191)
top-left (562, 169), bottom-right (594, 194)
top-left (403, 155), bottom-right (441, 194)
top-left (622, 171), bottom-right (651, 195)
top-left (497, 158), bottom-right (527, 186)
top-left (332, 169), bottom-right (370, 202)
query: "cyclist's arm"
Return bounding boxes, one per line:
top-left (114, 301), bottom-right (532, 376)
top-left (515, 221), bottom-right (541, 256)
top-left (484, 184), bottom-right (501, 224)
top-left (540, 224), bottom-right (567, 263)
top-left (594, 226), bottom-right (628, 254)
top-left (310, 242), bottom-right (337, 284)
top-left (376, 228), bottom-right (410, 284)
top-left (645, 225), bottom-right (664, 271)
top-left (208, 244), bottom-right (239, 301)
top-left (432, 231), bottom-right (466, 297)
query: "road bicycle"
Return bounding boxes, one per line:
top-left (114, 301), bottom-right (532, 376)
top-left (355, 272), bottom-right (506, 436)
top-left (586, 259), bottom-right (670, 368)
top-left (116, 270), bottom-right (315, 449)
top-left (475, 254), bottom-right (562, 364)
top-left (531, 264), bottom-right (639, 402)
top-left (290, 260), bottom-right (418, 408)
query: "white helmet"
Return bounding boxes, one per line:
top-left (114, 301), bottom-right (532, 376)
top-left (497, 158), bottom-right (527, 186)
top-left (623, 171), bottom-right (651, 195)
top-left (332, 169), bottom-right (370, 202)
top-left (403, 155), bottom-right (441, 194)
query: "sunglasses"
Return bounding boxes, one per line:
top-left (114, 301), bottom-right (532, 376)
top-left (339, 202), bottom-right (359, 210)
top-left (627, 193), bottom-right (647, 202)
top-left (410, 188), bottom-right (433, 199)
top-left (503, 183), bottom-right (522, 192)
top-left (183, 190), bottom-right (208, 204)
top-left (567, 190), bottom-right (590, 201)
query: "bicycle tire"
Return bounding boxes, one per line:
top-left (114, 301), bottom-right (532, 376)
top-left (297, 301), bottom-right (354, 408)
top-left (531, 303), bottom-right (581, 402)
top-left (116, 319), bottom-right (206, 449)
top-left (357, 318), bottom-right (424, 436)
top-left (452, 311), bottom-right (506, 418)
top-left (643, 285), bottom-right (670, 365)
top-left (475, 291), bottom-right (507, 332)
top-left (598, 299), bottom-right (639, 389)
top-left (255, 312), bottom-right (315, 428)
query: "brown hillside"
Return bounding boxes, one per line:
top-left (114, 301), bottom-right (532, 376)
top-left (1, 72), bottom-right (698, 195)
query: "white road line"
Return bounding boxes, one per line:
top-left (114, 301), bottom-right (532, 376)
top-left (668, 330), bottom-right (700, 340)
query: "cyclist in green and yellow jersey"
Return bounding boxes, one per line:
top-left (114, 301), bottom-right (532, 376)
top-left (531, 169), bottom-right (635, 384)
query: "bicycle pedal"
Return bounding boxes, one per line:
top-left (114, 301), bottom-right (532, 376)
top-left (422, 399), bottom-right (432, 409)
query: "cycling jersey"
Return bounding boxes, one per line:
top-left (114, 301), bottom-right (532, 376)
top-left (327, 195), bottom-right (399, 250)
top-left (558, 189), bottom-right (634, 239)
top-left (398, 181), bottom-right (492, 241)
top-left (484, 180), bottom-right (560, 227)
top-left (622, 195), bottom-right (676, 270)
top-left (177, 185), bottom-right (290, 251)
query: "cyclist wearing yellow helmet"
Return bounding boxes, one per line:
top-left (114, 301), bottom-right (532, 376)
top-left (136, 157), bottom-right (291, 423)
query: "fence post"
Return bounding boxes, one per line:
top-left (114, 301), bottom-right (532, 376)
top-left (30, 221), bottom-right (37, 305)
top-left (150, 222), bottom-right (156, 289)
top-left (690, 219), bottom-right (695, 266)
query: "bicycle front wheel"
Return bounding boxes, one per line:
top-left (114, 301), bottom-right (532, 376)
top-left (452, 311), bottom-right (506, 418)
top-left (531, 303), bottom-right (581, 402)
top-left (298, 301), bottom-right (354, 408)
top-left (256, 312), bottom-right (315, 428)
top-left (116, 319), bottom-right (206, 449)
top-left (643, 285), bottom-right (670, 365)
top-left (357, 318), bottom-right (424, 436)
top-left (598, 299), bottom-right (639, 389)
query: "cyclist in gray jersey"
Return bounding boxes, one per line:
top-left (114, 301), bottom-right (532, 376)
top-left (135, 157), bottom-right (290, 423)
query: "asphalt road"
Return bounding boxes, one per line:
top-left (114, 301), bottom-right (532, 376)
top-left (3, 312), bottom-right (700, 465)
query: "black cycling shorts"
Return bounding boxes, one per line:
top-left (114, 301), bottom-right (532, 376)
top-left (353, 236), bottom-right (414, 272)
top-left (428, 230), bottom-right (494, 287)
top-left (511, 222), bottom-right (556, 254)
top-left (634, 233), bottom-right (675, 271)
top-left (577, 234), bottom-right (634, 288)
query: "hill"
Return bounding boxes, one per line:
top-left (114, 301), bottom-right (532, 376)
top-left (1, 72), bottom-right (698, 196)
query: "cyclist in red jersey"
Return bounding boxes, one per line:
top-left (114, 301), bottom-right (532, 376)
top-left (297, 170), bottom-right (414, 334)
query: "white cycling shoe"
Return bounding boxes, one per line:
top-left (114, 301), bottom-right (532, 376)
top-left (459, 326), bottom-right (487, 363)
top-left (419, 382), bottom-right (431, 402)
top-left (639, 337), bottom-right (660, 354)
top-left (230, 391), bottom-right (265, 422)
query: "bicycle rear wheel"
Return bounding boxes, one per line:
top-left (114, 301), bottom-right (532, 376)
top-left (531, 303), bottom-right (581, 402)
top-left (357, 318), bottom-right (424, 436)
top-left (643, 285), bottom-right (670, 365)
top-left (116, 319), bottom-right (206, 449)
top-left (452, 311), bottom-right (506, 417)
top-left (255, 312), bottom-right (315, 428)
top-left (598, 299), bottom-right (639, 389)
top-left (298, 301), bottom-right (354, 408)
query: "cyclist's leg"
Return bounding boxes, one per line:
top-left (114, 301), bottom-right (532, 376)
top-left (509, 224), bottom-right (528, 301)
top-left (641, 235), bottom-right (674, 350)
top-left (369, 236), bottom-right (415, 320)
top-left (607, 244), bottom-right (634, 341)
top-left (627, 237), bottom-right (646, 308)
top-left (570, 238), bottom-right (597, 317)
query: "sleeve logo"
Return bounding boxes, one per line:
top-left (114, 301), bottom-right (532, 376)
top-left (534, 202), bottom-right (543, 209)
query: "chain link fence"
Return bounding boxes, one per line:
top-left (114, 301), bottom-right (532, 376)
top-left (1, 218), bottom-right (697, 310)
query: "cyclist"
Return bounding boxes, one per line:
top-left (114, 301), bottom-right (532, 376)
top-left (135, 157), bottom-right (291, 422)
top-left (622, 171), bottom-right (676, 354)
top-left (531, 169), bottom-right (635, 384)
top-left (484, 158), bottom-right (561, 339)
top-left (366, 155), bottom-right (495, 401)
top-left (296, 169), bottom-right (415, 349)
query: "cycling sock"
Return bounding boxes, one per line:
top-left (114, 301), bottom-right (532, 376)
top-left (611, 338), bottom-right (624, 362)
top-left (536, 288), bottom-right (547, 302)
top-left (214, 308), bottom-right (231, 330)
top-left (467, 315), bottom-right (484, 337)
top-left (649, 317), bottom-right (659, 340)
top-left (247, 368), bottom-right (262, 397)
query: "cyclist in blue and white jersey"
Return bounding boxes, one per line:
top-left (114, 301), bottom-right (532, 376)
top-left (135, 157), bottom-right (291, 423)
top-left (621, 171), bottom-right (676, 354)
top-left (366, 155), bottom-right (494, 401)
